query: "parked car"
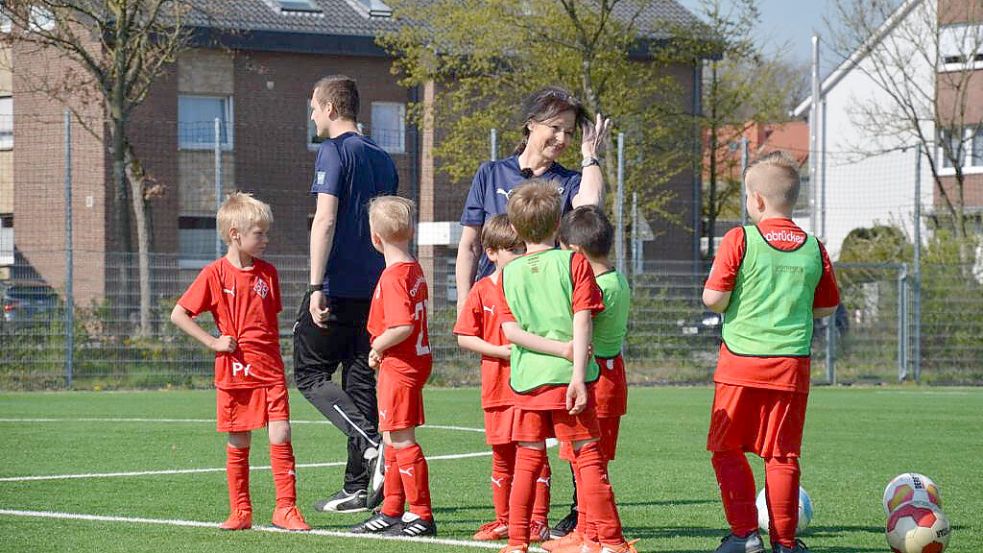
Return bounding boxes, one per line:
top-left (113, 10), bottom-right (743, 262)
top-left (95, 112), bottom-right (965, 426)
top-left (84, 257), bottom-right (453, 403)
top-left (1, 281), bottom-right (58, 322)
top-left (677, 310), bottom-right (722, 337)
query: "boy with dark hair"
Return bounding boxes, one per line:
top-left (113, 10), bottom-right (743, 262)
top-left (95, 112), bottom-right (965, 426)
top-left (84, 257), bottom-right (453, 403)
top-left (703, 151), bottom-right (839, 553)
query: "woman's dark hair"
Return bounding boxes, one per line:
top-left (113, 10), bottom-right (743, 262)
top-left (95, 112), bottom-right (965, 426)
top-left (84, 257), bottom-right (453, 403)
top-left (512, 86), bottom-right (590, 156)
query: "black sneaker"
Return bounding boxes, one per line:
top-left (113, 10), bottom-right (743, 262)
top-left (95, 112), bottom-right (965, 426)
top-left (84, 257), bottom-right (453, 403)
top-left (714, 532), bottom-right (765, 553)
top-left (350, 512), bottom-right (402, 534)
top-left (313, 488), bottom-right (368, 514)
top-left (772, 539), bottom-right (810, 553)
top-left (390, 513), bottom-right (437, 538)
top-left (549, 507), bottom-right (578, 539)
top-left (365, 443), bottom-right (385, 510)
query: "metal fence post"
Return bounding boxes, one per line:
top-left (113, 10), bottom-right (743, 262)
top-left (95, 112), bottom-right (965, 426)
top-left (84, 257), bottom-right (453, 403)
top-left (898, 263), bottom-right (908, 381)
top-left (64, 110), bottom-right (74, 389)
top-left (615, 132), bottom-right (625, 274)
top-left (490, 128), bottom-right (498, 161)
top-left (912, 146), bottom-right (922, 382)
top-left (214, 117), bottom-right (223, 260)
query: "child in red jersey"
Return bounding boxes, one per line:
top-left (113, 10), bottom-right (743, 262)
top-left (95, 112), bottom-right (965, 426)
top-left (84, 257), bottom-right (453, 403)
top-left (703, 152), bottom-right (839, 553)
top-left (170, 192), bottom-right (309, 532)
top-left (497, 181), bottom-right (637, 553)
top-left (454, 214), bottom-right (555, 543)
top-left (350, 196), bottom-right (436, 538)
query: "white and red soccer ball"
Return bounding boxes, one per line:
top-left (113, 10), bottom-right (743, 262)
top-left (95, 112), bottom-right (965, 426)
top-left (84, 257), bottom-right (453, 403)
top-left (755, 487), bottom-right (813, 534)
top-left (883, 473), bottom-right (942, 515)
top-left (885, 500), bottom-right (951, 553)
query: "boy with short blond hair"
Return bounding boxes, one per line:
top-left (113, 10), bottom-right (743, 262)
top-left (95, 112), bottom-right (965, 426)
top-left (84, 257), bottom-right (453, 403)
top-left (703, 151), bottom-right (839, 553)
top-left (350, 195), bottom-right (437, 538)
top-left (170, 192), bottom-right (309, 532)
top-left (453, 214), bottom-right (553, 542)
top-left (545, 205), bottom-right (631, 552)
top-left (497, 180), bottom-right (636, 553)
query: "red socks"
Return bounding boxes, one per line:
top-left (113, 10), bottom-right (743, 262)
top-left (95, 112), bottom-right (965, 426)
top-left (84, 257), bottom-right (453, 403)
top-left (533, 457), bottom-right (552, 524)
top-left (381, 445), bottom-right (405, 517)
top-left (765, 456), bottom-right (801, 547)
top-left (572, 441), bottom-right (623, 546)
top-left (491, 443), bottom-right (517, 523)
top-left (269, 442), bottom-right (297, 509)
top-left (395, 444), bottom-right (433, 520)
top-left (711, 450), bottom-right (759, 537)
top-left (507, 446), bottom-right (547, 545)
top-left (225, 445), bottom-right (251, 512)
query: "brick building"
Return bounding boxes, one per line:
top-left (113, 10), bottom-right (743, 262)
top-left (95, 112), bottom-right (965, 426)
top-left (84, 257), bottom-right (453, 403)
top-left (3, 0), bottom-right (705, 305)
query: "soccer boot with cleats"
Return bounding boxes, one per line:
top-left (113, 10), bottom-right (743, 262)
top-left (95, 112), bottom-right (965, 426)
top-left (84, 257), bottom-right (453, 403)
top-left (272, 505), bottom-right (311, 531)
top-left (219, 509), bottom-right (252, 531)
top-left (350, 511), bottom-right (402, 534)
top-left (365, 443), bottom-right (386, 510)
top-left (713, 532), bottom-right (765, 553)
top-left (543, 531), bottom-right (583, 552)
top-left (550, 507), bottom-right (579, 539)
top-left (599, 539), bottom-right (640, 553)
top-left (554, 537), bottom-right (599, 553)
top-left (389, 512), bottom-right (437, 537)
top-left (314, 488), bottom-right (367, 513)
top-left (473, 520), bottom-right (509, 541)
top-left (498, 545), bottom-right (528, 553)
top-left (772, 539), bottom-right (810, 553)
top-left (530, 518), bottom-right (551, 542)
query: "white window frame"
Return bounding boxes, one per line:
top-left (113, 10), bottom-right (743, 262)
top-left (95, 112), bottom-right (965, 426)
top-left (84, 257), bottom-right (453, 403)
top-left (939, 24), bottom-right (983, 73)
top-left (178, 95), bottom-right (234, 151)
top-left (0, 96), bottom-right (11, 150)
top-left (370, 101), bottom-right (405, 154)
top-left (938, 127), bottom-right (983, 176)
top-left (177, 215), bottom-right (218, 269)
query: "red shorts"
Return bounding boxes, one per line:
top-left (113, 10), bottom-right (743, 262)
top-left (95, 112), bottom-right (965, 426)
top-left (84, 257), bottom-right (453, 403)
top-left (511, 406), bottom-right (600, 444)
top-left (559, 415), bottom-right (621, 461)
top-left (216, 382), bottom-right (290, 433)
top-left (377, 368), bottom-right (425, 433)
top-left (595, 355), bottom-right (627, 418)
top-left (483, 405), bottom-right (516, 445)
top-left (706, 383), bottom-right (808, 458)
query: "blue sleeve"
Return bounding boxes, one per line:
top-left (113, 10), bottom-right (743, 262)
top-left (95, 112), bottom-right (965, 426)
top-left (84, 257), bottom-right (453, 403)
top-left (310, 142), bottom-right (343, 196)
top-left (460, 163), bottom-right (488, 227)
top-left (563, 171), bottom-right (582, 212)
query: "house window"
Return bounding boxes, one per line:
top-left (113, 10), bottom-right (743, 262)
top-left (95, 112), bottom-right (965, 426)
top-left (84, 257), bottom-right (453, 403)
top-left (345, 0), bottom-right (392, 18)
top-left (0, 97), bottom-right (11, 150)
top-left (940, 24), bottom-right (983, 71)
top-left (178, 95), bottom-right (233, 150)
top-left (941, 128), bottom-right (983, 171)
top-left (179, 216), bottom-right (218, 268)
top-left (371, 102), bottom-right (405, 154)
top-left (275, 0), bottom-right (322, 13)
top-left (974, 127), bottom-right (983, 167)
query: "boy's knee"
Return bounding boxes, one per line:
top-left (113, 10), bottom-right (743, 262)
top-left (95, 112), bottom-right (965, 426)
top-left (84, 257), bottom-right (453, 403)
top-left (268, 421), bottom-right (291, 444)
top-left (517, 441), bottom-right (546, 450)
top-left (570, 437), bottom-right (598, 452)
top-left (228, 431), bottom-right (251, 449)
top-left (385, 428), bottom-right (417, 449)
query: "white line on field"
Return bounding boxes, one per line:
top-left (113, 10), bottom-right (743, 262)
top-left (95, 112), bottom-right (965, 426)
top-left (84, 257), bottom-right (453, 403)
top-left (0, 417), bottom-right (487, 433)
top-left (0, 451), bottom-right (492, 483)
top-left (0, 508), bottom-right (546, 551)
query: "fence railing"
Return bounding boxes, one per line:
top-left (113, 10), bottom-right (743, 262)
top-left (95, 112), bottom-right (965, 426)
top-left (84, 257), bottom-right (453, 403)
top-left (1, 252), bottom-right (979, 389)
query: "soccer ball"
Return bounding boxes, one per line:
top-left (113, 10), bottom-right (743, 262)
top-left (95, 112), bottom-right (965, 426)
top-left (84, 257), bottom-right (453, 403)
top-left (755, 487), bottom-right (813, 534)
top-left (885, 500), bottom-right (951, 553)
top-left (883, 473), bottom-right (942, 515)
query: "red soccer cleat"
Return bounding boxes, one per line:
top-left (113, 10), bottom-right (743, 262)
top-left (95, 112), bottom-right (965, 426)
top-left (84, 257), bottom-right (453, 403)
top-left (219, 509), bottom-right (252, 531)
top-left (543, 530), bottom-right (583, 552)
top-left (272, 505), bottom-right (311, 531)
top-left (530, 519), bottom-right (551, 542)
top-left (473, 520), bottom-right (509, 541)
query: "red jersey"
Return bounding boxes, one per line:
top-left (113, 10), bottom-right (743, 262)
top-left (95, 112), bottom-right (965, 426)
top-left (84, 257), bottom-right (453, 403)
top-left (452, 274), bottom-right (515, 409)
top-left (367, 261), bottom-right (433, 387)
top-left (705, 218), bottom-right (840, 393)
top-left (499, 251), bottom-right (604, 410)
top-left (178, 257), bottom-right (284, 389)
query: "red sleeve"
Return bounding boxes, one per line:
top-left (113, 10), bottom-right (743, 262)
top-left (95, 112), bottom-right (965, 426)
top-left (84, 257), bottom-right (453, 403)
top-left (270, 265), bottom-right (282, 314)
top-left (705, 227), bottom-right (746, 292)
top-left (453, 284), bottom-right (483, 336)
top-left (177, 266), bottom-right (215, 317)
top-left (381, 268), bottom-right (414, 328)
top-left (497, 274), bottom-right (516, 324)
top-left (571, 253), bottom-right (604, 314)
top-left (813, 241), bottom-right (841, 308)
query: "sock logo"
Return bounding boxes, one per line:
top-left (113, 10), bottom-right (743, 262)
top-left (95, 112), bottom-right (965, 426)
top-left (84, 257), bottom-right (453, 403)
top-left (536, 477), bottom-right (551, 487)
top-left (287, 470), bottom-right (296, 477)
top-left (491, 476), bottom-right (505, 488)
top-left (398, 467), bottom-right (414, 477)
top-left (379, 410), bottom-right (387, 420)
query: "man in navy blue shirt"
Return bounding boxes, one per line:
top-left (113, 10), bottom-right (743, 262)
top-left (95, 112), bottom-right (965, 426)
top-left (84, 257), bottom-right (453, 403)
top-left (294, 75), bottom-right (398, 515)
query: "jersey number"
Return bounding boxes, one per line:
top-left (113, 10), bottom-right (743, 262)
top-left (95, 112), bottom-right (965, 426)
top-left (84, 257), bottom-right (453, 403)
top-left (413, 301), bottom-right (431, 356)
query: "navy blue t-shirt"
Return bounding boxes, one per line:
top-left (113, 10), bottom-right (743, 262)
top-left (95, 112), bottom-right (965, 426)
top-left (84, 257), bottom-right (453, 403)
top-left (311, 132), bottom-right (398, 299)
top-left (460, 155), bottom-right (582, 279)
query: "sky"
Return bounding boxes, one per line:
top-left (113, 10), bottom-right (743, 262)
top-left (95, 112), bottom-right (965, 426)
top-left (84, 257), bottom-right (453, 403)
top-left (676, 0), bottom-right (841, 66)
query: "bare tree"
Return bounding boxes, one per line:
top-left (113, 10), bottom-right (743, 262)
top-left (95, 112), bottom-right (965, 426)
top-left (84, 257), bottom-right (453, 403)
top-left (828, 0), bottom-right (983, 261)
top-left (0, 0), bottom-right (203, 335)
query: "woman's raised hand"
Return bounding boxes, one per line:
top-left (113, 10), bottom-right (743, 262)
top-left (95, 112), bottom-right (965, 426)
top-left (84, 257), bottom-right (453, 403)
top-left (581, 112), bottom-right (612, 159)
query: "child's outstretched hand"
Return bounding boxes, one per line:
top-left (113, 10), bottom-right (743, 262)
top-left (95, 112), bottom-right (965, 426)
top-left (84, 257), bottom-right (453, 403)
top-left (566, 380), bottom-right (588, 415)
top-left (497, 344), bottom-right (512, 360)
top-left (210, 335), bottom-right (237, 353)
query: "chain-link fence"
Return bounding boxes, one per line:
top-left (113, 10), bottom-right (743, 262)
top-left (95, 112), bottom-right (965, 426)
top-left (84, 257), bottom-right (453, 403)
top-left (2, 112), bottom-right (982, 389)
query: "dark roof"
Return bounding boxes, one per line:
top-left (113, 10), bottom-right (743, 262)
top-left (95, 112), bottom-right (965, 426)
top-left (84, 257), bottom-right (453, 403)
top-left (190, 0), bottom-right (699, 39)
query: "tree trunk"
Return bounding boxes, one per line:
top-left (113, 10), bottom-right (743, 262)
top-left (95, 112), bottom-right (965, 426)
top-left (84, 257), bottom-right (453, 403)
top-left (124, 142), bottom-right (152, 337)
top-left (108, 116), bottom-right (133, 332)
top-left (706, 61), bottom-right (719, 260)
